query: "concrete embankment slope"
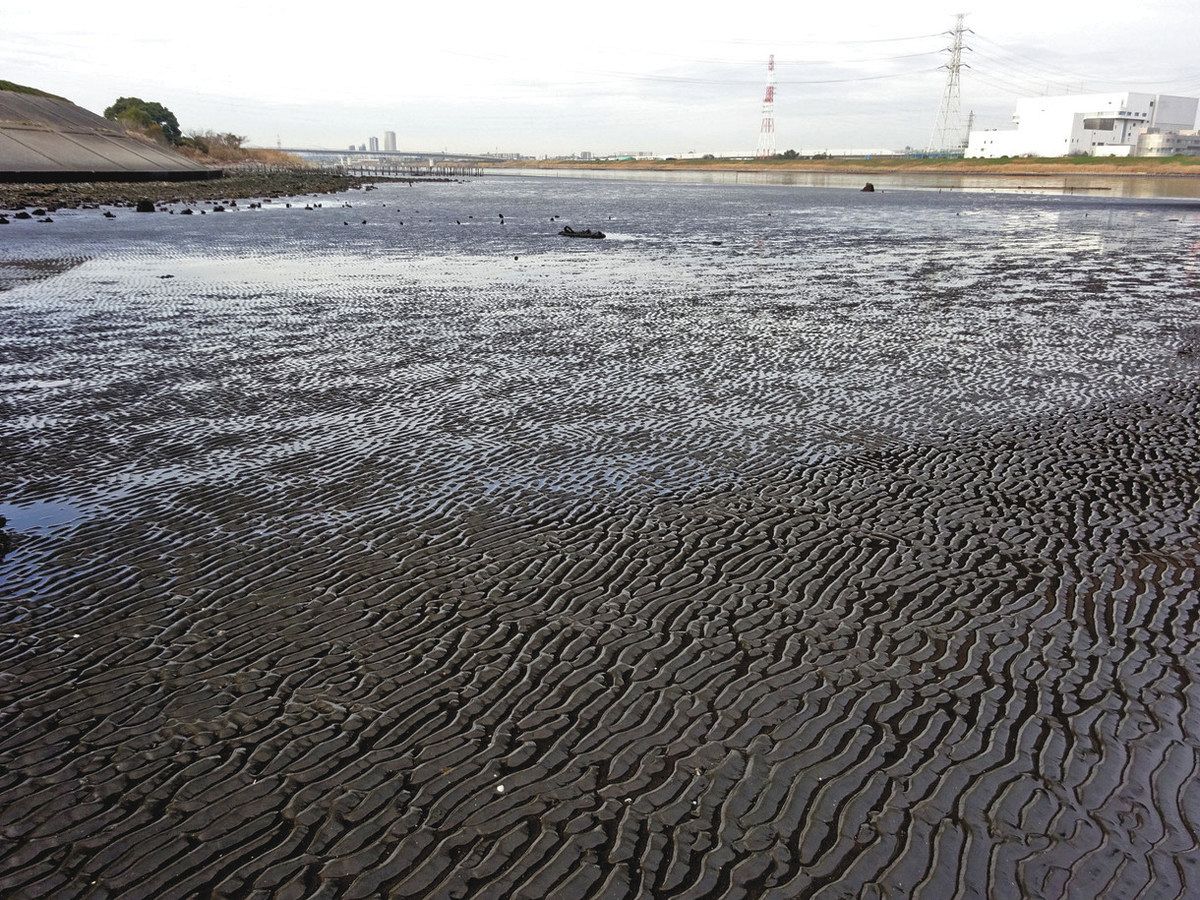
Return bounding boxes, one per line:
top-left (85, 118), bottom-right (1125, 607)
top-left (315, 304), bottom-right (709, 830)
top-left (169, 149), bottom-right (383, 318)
top-left (0, 88), bottom-right (217, 182)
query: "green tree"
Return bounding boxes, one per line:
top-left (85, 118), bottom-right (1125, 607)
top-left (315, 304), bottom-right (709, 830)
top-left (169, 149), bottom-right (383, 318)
top-left (781, 149), bottom-right (799, 159)
top-left (104, 97), bottom-right (182, 144)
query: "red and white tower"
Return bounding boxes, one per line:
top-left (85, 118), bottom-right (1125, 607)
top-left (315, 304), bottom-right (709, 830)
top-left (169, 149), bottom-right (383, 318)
top-left (755, 54), bottom-right (777, 157)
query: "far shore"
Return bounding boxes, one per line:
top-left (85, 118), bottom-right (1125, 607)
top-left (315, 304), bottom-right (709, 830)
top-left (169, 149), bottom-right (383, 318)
top-left (483, 156), bottom-right (1200, 178)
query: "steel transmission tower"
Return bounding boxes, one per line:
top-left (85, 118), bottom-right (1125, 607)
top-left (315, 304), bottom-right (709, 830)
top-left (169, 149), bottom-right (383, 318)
top-left (927, 14), bottom-right (971, 153)
top-left (756, 55), bottom-right (777, 157)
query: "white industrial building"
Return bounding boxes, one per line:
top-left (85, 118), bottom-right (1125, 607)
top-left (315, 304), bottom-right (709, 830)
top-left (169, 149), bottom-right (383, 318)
top-left (965, 92), bottom-right (1199, 158)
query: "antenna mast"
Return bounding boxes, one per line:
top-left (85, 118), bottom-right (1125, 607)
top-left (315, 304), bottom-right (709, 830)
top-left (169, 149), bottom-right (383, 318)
top-left (927, 14), bottom-right (971, 153)
top-left (756, 54), bottom-right (777, 158)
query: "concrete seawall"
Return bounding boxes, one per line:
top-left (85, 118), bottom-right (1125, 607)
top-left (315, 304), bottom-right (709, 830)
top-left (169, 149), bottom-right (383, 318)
top-left (0, 90), bottom-right (219, 182)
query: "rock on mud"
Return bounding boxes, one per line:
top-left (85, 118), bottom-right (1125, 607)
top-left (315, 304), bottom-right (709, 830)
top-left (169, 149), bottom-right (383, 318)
top-left (560, 225), bottom-right (606, 239)
top-left (0, 517), bottom-right (14, 559)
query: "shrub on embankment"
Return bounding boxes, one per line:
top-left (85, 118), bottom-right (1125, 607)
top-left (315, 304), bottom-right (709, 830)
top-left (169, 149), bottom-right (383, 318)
top-left (98, 96), bottom-right (307, 168)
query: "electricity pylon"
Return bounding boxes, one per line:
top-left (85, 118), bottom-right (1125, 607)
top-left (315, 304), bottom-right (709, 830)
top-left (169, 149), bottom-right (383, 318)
top-left (927, 14), bottom-right (971, 154)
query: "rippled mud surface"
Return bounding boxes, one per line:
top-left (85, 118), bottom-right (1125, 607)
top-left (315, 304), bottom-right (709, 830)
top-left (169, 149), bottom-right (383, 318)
top-left (2, 178), bottom-right (1200, 898)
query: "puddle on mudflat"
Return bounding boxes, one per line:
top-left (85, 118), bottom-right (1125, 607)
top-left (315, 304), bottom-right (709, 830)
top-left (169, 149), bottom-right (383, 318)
top-left (0, 499), bottom-right (87, 532)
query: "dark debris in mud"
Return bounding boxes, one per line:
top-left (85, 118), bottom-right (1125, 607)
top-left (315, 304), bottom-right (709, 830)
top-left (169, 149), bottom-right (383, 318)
top-left (0, 172), bottom-right (447, 213)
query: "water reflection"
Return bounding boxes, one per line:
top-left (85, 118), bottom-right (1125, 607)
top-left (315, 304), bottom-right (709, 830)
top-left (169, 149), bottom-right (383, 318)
top-left (0, 500), bottom-right (85, 532)
top-left (495, 166), bottom-right (1200, 200)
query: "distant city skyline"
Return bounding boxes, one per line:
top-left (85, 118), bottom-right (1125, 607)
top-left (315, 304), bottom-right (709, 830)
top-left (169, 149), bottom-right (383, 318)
top-left (5, 1), bottom-right (1199, 156)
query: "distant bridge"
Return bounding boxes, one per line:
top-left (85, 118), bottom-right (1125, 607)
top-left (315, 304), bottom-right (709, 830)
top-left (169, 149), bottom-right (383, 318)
top-left (267, 147), bottom-right (508, 163)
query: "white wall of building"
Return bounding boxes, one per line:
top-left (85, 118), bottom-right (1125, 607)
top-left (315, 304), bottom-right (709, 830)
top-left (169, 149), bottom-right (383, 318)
top-left (1153, 95), bottom-right (1199, 130)
top-left (966, 92), bottom-right (1199, 158)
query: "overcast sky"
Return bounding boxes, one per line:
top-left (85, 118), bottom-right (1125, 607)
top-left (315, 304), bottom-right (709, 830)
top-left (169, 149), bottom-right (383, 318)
top-left (5, 1), bottom-right (1199, 156)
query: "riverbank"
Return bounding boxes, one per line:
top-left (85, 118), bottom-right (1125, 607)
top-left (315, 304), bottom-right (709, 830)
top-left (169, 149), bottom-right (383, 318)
top-left (0, 171), bottom-right (421, 212)
top-left (487, 155), bottom-right (1200, 178)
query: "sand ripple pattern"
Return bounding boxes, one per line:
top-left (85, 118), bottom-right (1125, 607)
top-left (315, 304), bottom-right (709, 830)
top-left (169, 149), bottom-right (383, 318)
top-left (2, 179), bottom-right (1200, 898)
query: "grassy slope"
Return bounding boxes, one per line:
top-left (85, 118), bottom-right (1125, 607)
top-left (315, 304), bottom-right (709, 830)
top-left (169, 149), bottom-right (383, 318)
top-left (0, 80), bottom-right (69, 101)
top-left (1, 81), bottom-right (307, 168)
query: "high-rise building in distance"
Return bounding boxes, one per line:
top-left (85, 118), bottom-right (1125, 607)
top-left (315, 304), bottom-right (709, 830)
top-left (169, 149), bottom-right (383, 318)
top-left (368, 136), bottom-right (379, 152)
top-left (384, 131), bottom-right (397, 152)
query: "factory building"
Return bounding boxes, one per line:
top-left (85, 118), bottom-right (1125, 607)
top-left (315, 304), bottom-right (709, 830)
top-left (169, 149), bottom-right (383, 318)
top-left (1137, 128), bottom-right (1200, 157)
top-left (966, 92), bottom-right (1199, 158)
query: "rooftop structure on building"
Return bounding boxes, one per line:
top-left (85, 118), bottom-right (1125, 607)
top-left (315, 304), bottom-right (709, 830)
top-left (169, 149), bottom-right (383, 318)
top-left (966, 92), bottom-right (1199, 158)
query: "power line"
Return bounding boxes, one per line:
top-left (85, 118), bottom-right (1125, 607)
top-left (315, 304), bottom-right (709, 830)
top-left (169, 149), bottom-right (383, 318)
top-left (972, 34), bottom-right (1200, 87)
top-left (445, 48), bottom-right (939, 86)
top-left (768, 69), bottom-right (941, 86)
top-left (967, 69), bottom-right (1043, 98)
top-left (719, 32), bottom-right (946, 46)
top-left (576, 67), bottom-right (941, 87)
top-left (636, 48), bottom-right (944, 67)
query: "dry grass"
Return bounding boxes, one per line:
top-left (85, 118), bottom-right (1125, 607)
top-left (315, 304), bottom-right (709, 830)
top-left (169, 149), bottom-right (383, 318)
top-left (175, 132), bottom-right (307, 168)
top-left (174, 145), bottom-right (308, 167)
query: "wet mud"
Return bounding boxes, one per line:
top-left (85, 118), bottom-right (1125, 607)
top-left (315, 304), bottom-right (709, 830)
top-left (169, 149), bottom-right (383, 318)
top-left (1, 178), bottom-right (1199, 898)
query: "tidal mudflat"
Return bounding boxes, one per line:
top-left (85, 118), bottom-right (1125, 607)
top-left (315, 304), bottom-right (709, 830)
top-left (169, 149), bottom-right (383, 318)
top-left (1, 177), bottom-right (1199, 897)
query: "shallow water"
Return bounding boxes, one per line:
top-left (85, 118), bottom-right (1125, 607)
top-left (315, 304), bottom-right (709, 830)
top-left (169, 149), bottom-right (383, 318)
top-left (0, 499), bottom-right (84, 532)
top-left (496, 165), bottom-right (1200, 200)
top-left (3, 177), bottom-right (1198, 498)
top-left (1, 177), bottom-right (1199, 898)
